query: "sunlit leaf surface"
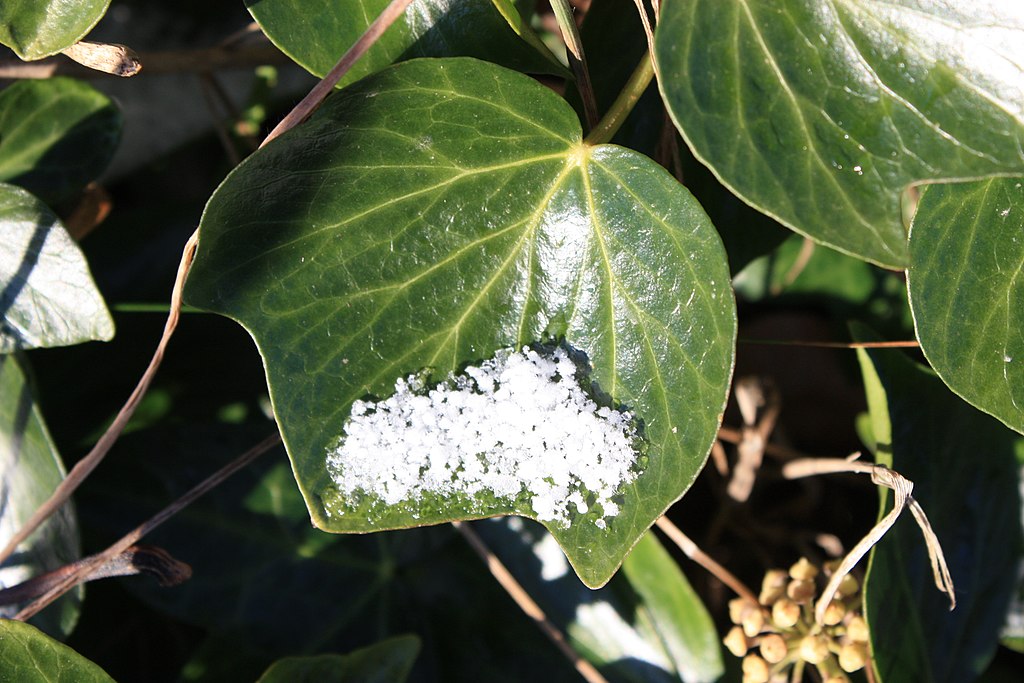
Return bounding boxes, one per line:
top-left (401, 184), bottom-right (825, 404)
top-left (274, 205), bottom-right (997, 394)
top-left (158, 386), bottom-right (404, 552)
top-left (247, 0), bottom-right (566, 85)
top-left (0, 620), bottom-right (113, 682)
top-left (0, 184), bottom-right (114, 352)
top-left (0, 0), bottom-right (110, 60)
top-left (185, 58), bottom-right (736, 587)
top-left (656, 0), bottom-right (1024, 268)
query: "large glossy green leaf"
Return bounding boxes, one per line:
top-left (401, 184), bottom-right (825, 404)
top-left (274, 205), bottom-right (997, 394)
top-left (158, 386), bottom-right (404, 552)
top-left (856, 336), bottom-right (1023, 682)
top-left (907, 178), bottom-right (1024, 434)
top-left (0, 620), bottom-right (113, 682)
top-left (655, 0), bottom-right (1024, 268)
top-left (0, 184), bottom-right (114, 352)
top-left (0, 78), bottom-right (122, 204)
top-left (246, 0), bottom-right (566, 85)
top-left (185, 57), bottom-right (736, 588)
top-left (256, 636), bottom-right (420, 683)
top-left (574, 0), bottom-right (790, 274)
top-left (0, 354), bottom-right (81, 640)
top-left (477, 518), bottom-right (723, 682)
top-left (0, 1), bottom-right (110, 60)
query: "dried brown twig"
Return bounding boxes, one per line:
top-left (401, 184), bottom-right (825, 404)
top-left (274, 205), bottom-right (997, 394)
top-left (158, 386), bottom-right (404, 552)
top-left (15, 433), bottom-right (280, 621)
top-left (259, 0), bottom-right (417, 148)
top-left (655, 515), bottom-right (760, 606)
top-left (453, 521), bottom-right (610, 683)
top-left (783, 456), bottom-right (955, 624)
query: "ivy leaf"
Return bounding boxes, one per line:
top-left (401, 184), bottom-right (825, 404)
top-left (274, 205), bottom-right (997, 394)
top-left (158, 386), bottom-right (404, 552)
top-left (185, 58), bottom-right (736, 588)
top-left (246, 0), bottom-right (566, 85)
top-left (655, 0), bottom-right (1024, 268)
top-left (1, 355), bottom-right (82, 640)
top-left (0, 184), bottom-right (114, 352)
top-left (856, 334), bottom-right (1023, 682)
top-left (0, 1), bottom-right (110, 60)
top-left (908, 178), bottom-right (1024, 434)
top-left (0, 620), bottom-right (113, 682)
top-left (256, 636), bottom-right (421, 683)
top-left (0, 78), bottom-right (122, 204)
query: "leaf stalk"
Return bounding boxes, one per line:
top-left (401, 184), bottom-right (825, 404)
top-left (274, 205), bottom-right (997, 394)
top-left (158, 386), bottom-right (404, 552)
top-left (584, 52), bottom-right (655, 146)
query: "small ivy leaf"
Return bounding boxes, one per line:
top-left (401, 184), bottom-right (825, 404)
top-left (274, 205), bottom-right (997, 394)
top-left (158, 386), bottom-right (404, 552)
top-left (246, 0), bottom-right (567, 85)
top-left (0, 78), bottom-right (123, 205)
top-left (856, 331), bottom-right (1023, 682)
top-left (655, 0), bottom-right (1024, 268)
top-left (0, 354), bottom-right (82, 639)
top-left (256, 636), bottom-right (421, 683)
top-left (908, 178), bottom-right (1024, 435)
top-left (0, 183), bottom-right (114, 352)
top-left (0, 620), bottom-right (113, 682)
top-left (185, 58), bottom-right (736, 588)
top-left (0, 1), bottom-right (110, 60)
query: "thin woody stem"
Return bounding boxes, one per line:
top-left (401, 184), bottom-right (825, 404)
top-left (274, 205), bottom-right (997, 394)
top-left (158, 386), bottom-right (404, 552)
top-left (655, 516), bottom-right (760, 605)
top-left (453, 521), bottom-right (610, 683)
top-left (14, 432), bottom-right (280, 621)
top-left (738, 338), bottom-right (919, 349)
top-left (260, 0), bottom-right (416, 148)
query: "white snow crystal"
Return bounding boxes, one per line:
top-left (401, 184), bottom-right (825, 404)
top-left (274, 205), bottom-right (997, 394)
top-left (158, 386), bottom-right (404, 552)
top-left (325, 346), bottom-right (640, 528)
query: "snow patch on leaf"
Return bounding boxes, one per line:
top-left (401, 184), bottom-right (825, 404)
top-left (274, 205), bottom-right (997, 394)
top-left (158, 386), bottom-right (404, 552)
top-left (326, 346), bottom-right (642, 528)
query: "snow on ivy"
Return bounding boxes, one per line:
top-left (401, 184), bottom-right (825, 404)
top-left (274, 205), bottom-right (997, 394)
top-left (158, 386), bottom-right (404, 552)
top-left (326, 346), bottom-right (640, 528)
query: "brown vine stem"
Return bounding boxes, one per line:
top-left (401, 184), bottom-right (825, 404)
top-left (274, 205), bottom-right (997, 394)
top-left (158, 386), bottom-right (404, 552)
top-left (0, 545), bottom-right (190, 606)
top-left (782, 456), bottom-right (955, 624)
top-left (452, 521), bottom-right (610, 683)
top-left (15, 432), bottom-right (281, 621)
top-left (738, 338), bottom-right (920, 349)
top-left (654, 516), bottom-right (760, 606)
top-left (259, 0), bottom-right (417, 148)
top-left (0, 231), bottom-right (199, 567)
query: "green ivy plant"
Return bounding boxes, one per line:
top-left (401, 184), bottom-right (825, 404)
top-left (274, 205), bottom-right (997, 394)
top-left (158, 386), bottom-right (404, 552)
top-left (0, 1), bottom-right (1022, 682)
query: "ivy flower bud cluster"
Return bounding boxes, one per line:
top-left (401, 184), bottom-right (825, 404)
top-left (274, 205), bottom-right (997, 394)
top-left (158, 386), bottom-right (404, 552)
top-left (723, 557), bottom-right (870, 683)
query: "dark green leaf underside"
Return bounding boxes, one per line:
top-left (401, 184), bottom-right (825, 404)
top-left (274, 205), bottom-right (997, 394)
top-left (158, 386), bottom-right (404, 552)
top-left (185, 57), bottom-right (736, 587)
top-left (246, 0), bottom-right (566, 86)
top-left (256, 636), bottom-right (421, 683)
top-left (0, 0), bottom-right (110, 60)
top-left (857, 337), bottom-right (1023, 682)
top-left (0, 78), bottom-right (122, 204)
top-left (0, 183), bottom-right (114, 352)
top-left (908, 178), bottom-right (1024, 434)
top-left (656, 0), bottom-right (1024, 268)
